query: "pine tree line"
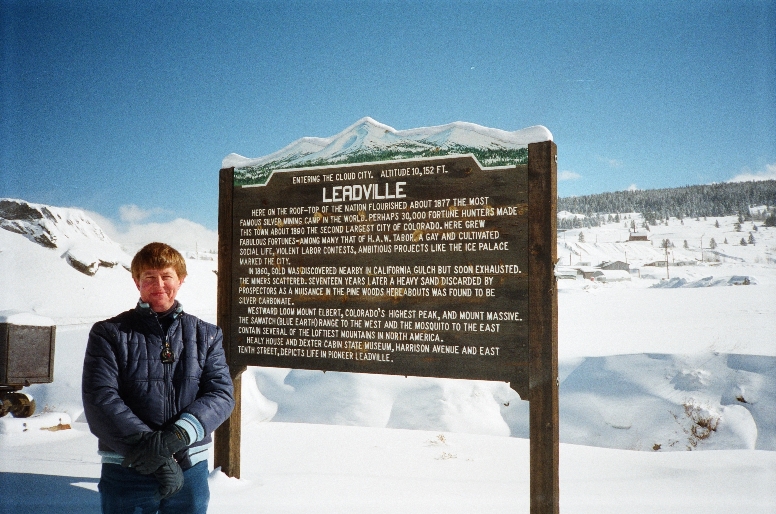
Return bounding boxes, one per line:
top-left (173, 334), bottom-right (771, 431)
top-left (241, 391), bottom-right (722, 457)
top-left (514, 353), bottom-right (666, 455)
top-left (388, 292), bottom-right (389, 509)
top-left (557, 180), bottom-right (776, 220)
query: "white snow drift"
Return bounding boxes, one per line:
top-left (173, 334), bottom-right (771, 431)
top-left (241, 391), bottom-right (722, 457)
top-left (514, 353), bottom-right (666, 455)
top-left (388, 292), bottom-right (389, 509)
top-left (1, 203), bottom-right (774, 513)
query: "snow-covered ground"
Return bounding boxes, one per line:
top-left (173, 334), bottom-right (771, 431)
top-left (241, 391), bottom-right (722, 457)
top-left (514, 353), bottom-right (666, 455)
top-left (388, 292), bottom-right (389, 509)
top-left (1, 210), bottom-right (775, 513)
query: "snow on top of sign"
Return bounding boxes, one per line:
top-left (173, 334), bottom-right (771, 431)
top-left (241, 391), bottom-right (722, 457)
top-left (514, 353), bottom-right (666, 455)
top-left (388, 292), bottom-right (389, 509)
top-left (0, 310), bottom-right (55, 326)
top-left (222, 117), bottom-right (552, 169)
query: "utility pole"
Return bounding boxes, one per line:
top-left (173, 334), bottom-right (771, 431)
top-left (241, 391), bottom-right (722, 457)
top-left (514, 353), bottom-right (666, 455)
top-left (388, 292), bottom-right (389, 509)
top-left (700, 235), bottom-right (704, 262)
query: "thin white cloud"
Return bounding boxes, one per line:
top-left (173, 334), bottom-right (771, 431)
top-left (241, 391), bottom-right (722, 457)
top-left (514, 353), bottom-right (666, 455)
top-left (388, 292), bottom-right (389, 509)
top-left (82, 209), bottom-right (217, 256)
top-left (119, 204), bottom-right (167, 223)
top-left (627, 184), bottom-right (638, 192)
top-left (596, 156), bottom-right (624, 168)
top-left (727, 162), bottom-right (776, 183)
top-left (83, 210), bottom-right (119, 235)
top-left (558, 170), bottom-right (581, 181)
top-left (116, 218), bottom-right (218, 256)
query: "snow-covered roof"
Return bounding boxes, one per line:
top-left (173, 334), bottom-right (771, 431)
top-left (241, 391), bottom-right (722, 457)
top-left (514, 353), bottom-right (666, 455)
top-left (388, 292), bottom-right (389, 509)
top-left (594, 270), bottom-right (632, 281)
top-left (0, 310), bottom-right (55, 326)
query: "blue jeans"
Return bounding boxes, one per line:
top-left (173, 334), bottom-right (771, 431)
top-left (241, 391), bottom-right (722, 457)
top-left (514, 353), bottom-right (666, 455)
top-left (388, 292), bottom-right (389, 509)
top-left (98, 461), bottom-right (210, 514)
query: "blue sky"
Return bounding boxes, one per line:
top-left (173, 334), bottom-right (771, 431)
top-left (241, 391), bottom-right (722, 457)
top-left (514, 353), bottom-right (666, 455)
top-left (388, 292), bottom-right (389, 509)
top-left (2, 0), bottom-right (775, 232)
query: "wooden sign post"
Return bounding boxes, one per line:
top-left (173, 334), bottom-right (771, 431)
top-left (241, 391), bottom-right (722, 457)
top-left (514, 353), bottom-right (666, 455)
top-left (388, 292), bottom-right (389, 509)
top-left (216, 140), bottom-right (558, 513)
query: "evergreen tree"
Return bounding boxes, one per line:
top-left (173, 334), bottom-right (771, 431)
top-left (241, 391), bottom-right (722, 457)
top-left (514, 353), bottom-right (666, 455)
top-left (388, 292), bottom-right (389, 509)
top-left (578, 232), bottom-right (585, 243)
top-left (734, 221), bottom-right (742, 232)
top-left (715, 219), bottom-right (720, 228)
top-left (740, 238), bottom-right (747, 246)
top-left (709, 238), bottom-right (717, 249)
top-left (748, 233), bottom-right (756, 245)
top-left (683, 240), bottom-right (689, 249)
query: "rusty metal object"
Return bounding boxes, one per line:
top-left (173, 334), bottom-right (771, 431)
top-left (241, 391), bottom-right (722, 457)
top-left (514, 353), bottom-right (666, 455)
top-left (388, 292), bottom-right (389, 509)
top-left (1, 317), bottom-right (56, 420)
top-left (0, 390), bottom-right (36, 418)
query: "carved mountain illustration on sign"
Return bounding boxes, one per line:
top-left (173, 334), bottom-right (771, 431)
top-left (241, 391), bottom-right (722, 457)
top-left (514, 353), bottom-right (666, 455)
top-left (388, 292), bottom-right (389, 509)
top-left (224, 117), bottom-right (552, 186)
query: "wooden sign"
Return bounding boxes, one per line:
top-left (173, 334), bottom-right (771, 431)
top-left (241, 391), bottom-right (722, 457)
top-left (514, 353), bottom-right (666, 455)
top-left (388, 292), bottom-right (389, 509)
top-left (217, 140), bottom-right (558, 514)
top-left (227, 154), bottom-right (530, 394)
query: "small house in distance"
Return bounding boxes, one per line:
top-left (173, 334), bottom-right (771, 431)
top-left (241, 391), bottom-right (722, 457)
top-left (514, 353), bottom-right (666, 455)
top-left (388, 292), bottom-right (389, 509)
top-left (599, 260), bottom-right (630, 272)
top-left (554, 266), bottom-right (578, 280)
top-left (576, 266), bottom-right (600, 280)
top-left (576, 268), bottom-right (632, 282)
top-left (594, 270), bottom-right (631, 282)
top-left (569, 261), bottom-right (633, 282)
top-left (628, 232), bottom-right (649, 242)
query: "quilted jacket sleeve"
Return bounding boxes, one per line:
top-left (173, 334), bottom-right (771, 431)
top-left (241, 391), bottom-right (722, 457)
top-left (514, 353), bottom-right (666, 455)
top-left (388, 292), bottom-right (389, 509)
top-left (179, 321), bottom-right (234, 436)
top-left (81, 321), bottom-right (151, 456)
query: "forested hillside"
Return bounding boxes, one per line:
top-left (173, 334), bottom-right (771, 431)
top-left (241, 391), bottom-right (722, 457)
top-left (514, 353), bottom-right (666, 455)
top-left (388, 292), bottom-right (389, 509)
top-left (558, 180), bottom-right (776, 219)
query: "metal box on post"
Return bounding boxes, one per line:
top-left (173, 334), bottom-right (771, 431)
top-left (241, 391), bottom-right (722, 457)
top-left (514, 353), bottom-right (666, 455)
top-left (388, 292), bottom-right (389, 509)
top-left (0, 323), bottom-right (56, 386)
top-left (0, 313), bottom-right (56, 418)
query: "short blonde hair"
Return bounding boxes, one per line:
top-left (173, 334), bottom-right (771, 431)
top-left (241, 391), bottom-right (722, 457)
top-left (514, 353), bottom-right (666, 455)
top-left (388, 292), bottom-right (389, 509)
top-left (131, 242), bottom-right (187, 281)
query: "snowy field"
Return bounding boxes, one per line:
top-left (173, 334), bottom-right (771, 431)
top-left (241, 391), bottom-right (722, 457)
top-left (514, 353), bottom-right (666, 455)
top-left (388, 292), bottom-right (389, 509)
top-left (1, 209), bottom-right (775, 513)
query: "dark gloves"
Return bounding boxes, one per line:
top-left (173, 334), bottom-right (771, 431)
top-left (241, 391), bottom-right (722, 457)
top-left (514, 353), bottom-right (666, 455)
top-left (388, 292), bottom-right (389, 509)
top-left (122, 424), bottom-right (191, 475)
top-left (154, 457), bottom-right (184, 500)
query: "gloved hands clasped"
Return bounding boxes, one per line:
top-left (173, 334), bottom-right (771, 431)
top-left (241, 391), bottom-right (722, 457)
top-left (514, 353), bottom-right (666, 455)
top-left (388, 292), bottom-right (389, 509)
top-left (154, 457), bottom-right (185, 500)
top-left (123, 424), bottom-right (191, 474)
top-left (122, 424), bottom-right (190, 499)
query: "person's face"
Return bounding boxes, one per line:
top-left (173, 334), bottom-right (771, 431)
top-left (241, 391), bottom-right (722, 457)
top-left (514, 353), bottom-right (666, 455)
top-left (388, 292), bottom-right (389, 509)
top-left (134, 267), bottom-right (184, 312)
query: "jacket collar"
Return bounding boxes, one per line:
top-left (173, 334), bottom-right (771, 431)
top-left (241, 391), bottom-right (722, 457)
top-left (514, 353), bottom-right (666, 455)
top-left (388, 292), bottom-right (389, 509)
top-left (135, 300), bottom-right (183, 319)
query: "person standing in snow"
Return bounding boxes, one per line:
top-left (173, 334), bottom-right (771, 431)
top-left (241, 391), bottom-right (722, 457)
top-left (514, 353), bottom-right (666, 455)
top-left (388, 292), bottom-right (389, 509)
top-left (82, 242), bottom-right (234, 513)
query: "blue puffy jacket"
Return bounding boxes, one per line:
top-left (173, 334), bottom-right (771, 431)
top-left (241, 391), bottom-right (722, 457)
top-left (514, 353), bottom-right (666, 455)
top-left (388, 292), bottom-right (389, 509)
top-left (82, 302), bottom-right (234, 468)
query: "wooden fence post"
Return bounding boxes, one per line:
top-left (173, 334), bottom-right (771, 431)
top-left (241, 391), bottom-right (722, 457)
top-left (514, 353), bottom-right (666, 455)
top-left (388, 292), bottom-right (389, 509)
top-left (214, 167), bottom-right (243, 478)
top-left (528, 141), bottom-right (559, 514)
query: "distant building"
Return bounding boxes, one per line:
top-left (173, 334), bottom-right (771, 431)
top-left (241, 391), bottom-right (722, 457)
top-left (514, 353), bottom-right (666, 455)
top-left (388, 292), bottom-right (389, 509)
top-left (593, 270), bottom-right (631, 282)
top-left (554, 266), bottom-right (578, 280)
top-left (599, 260), bottom-right (630, 272)
top-left (575, 268), bottom-right (632, 282)
top-left (628, 232), bottom-right (649, 242)
top-left (575, 267), bottom-right (600, 280)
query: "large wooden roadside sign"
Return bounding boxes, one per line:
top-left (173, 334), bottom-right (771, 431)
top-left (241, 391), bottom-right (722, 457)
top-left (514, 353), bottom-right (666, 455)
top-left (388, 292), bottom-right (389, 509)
top-left (216, 134), bottom-right (558, 513)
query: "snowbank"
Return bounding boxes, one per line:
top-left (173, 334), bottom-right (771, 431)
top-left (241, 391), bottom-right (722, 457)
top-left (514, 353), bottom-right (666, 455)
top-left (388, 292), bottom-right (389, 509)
top-left (1, 208), bottom-right (775, 512)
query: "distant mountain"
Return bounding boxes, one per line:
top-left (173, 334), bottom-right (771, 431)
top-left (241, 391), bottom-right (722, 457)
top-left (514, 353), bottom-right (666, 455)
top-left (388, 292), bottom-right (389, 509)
top-left (223, 117), bottom-right (552, 186)
top-left (0, 198), bottom-right (130, 275)
top-left (558, 181), bottom-right (776, 223)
